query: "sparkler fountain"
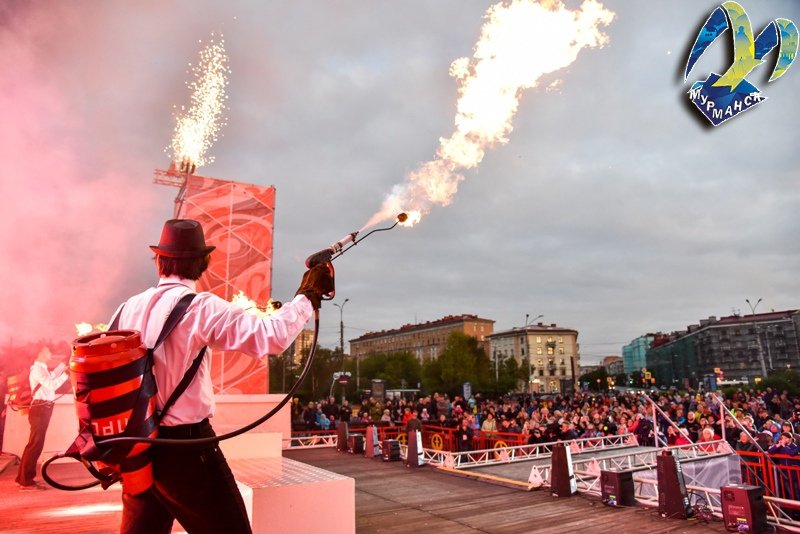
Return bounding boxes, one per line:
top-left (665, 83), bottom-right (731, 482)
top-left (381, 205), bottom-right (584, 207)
top-left (153, 35), bottom-right (280, 395)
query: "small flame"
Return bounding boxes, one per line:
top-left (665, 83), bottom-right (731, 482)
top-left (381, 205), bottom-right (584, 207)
top-left (75, 322), bottom-right (92, 336)
top-left (364, 0), bottom-right (614, 228)
top-left (75, 322), bottom-right (109, 336)
top-left (168, 34), bottom-right (230, 171)
top-left (231, 290), bottom-right (277, 318)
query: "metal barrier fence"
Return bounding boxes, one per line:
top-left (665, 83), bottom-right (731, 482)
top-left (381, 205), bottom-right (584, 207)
top-left (737, 450), bottom-right (800, 501)
top-left (422, 433), bottom-right (633, 469)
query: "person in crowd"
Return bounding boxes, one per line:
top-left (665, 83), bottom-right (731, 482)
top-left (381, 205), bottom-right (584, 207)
top-left (455, 416), bottom-right (474, 452)
top-left (111, 219), bottom-right (333, 534)
top-left (15, 346), bottom-right (68, 491)
top-left (322, 396), bottom-right (339, 421)
top-left (481, 412), bottom-right (498, 433)
top-left (672, 427), bottom-right (692, 447)
top-left (558, 419), bottom-right (578, 440)
top-left (768, 432), bottom-right (799, 457)
top-left (755, 430), bottom-right (774, 450)
top-left (735, 430), bottom-right (759, 453)
top-left (406, 409), bottom-right (422, 435)
top-left (723, 416), bottom-right (741, 448)
top-left (527, 426), bottom-right (545, 445)
top-left (697, 426), bottom-right (721, 452)
top-left (684, 411), bottom-right (700, 442)
top-left (339, 400), bottom-right (352, 424)
top-left (302, 401), bottom-right (318, 430)
top-left (316, 407), bottom-right (331, 430)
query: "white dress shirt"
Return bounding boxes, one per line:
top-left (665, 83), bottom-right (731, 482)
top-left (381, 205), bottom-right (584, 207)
top-left (29, 361), bottom-right (68, 402)
top-left (112, 276), bottom-right (313, 426)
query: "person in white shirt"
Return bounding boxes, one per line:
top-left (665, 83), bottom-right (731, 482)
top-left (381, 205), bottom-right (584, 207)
top-left (115, 219), bottom-right (333, 534)
top-left (15, 346), bottom-right (68, 490)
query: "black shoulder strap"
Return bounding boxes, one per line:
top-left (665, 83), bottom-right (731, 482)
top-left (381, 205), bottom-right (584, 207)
top-left (147, 293), bottom-right (208, 421)
top-left (152, 293), bottom-right (196, 351)
top-left (159, 346), bottom-right (207, 420)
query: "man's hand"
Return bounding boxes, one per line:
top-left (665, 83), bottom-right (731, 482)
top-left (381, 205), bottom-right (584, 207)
top-left (295, 263), bottom-right (335, 309)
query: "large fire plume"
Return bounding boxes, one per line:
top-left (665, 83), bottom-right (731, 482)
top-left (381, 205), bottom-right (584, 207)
top-left (364, 0), bottom-right (614, 229)
top-left (168, 34), bottom-right (230, 172)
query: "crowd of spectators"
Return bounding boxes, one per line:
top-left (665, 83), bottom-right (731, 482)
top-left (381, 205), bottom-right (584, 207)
top-left (292, 387), bottom-right (800, 458)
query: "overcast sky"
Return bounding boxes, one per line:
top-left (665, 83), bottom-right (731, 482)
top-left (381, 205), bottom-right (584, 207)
top-left (1, 0), bottom-right (798, 364)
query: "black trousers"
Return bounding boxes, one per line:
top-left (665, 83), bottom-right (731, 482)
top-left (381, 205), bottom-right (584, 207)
top-left (120, 419), bottom-right (251, 534)
top-left (16, 402), bottom-right (53, 486)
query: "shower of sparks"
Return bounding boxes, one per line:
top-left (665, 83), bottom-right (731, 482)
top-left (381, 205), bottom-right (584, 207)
top-left (168, 34), bottom-right (230, 170)
top-left (363, 0), bottom-right (614, 229)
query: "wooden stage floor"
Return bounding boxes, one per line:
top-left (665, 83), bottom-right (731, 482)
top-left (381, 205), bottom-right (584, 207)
top-left (0, 450), bottom-right (729, 533)
top-left (285, 448), bottom-right (728, 534)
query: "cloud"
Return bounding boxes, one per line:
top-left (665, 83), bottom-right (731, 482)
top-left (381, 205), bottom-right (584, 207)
top-left (1, 0), bottom-right (798, 369)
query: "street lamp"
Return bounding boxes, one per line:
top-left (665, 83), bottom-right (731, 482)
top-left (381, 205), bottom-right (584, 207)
top-left (524, 314), bottom-right (544, 395)
top-left (746, 298), bottom-right (767, 377)
top-left (526, 314), bottom-right (543, 326)
top-left (332, 298), bottom-right (349, 356)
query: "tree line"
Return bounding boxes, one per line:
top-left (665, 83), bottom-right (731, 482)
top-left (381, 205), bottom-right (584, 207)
top-left (269, 331), bottom-right (527, 400)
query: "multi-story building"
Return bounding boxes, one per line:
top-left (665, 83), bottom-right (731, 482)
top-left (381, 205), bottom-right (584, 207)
top-left (646, 332), bottom-right (697, 389)
top-left (283, 328), bottom-right (315, 365)
top-left (487, 322), bottom-right (580, 394)
top-left (349, 314), bottom-right (495, 361)
top-left (602, 355), bottom-right (624, 376)
top-left (622, 335), bottom-right (655, 375)
top-left (647, 310), bottom-right (800, 386)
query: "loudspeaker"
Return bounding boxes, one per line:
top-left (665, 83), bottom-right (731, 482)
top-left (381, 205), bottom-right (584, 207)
top-left (365, 425), bottom-right (380, 458)
top-left (550, 442), bottom-right (577, 497)
top-left (382, 439), bottom-right (401, 461)
top-left (720, 485), bottom-right (767, 533)
top-left (348, 434), bottom-right (364, 454)
top-left (657, 450), bottom-right (692, 519)
top-left (601, 470), bottom-right (635, 507)
top-left (405, 430), bottom-right (424, 467)
top-left (336, 422), bottom-right (349, 452)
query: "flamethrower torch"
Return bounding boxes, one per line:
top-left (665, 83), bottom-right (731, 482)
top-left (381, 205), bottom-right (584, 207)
top-left (43, 213), bottom-right (408, 491)
top-left (304, 211), bottom-right (408, 299)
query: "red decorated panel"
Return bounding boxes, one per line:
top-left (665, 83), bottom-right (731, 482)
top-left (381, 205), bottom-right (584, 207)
top-left (179, 174), bottom-right (276, 394)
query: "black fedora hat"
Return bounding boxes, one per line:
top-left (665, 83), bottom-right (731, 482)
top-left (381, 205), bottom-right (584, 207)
top-left (150, 219), bottom-right (216, 258)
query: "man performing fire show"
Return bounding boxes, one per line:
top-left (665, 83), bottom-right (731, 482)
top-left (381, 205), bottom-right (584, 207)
top-left (1, 0), bottom-right (799, 533)
top-left (108, 220), bottom-right (333, 533)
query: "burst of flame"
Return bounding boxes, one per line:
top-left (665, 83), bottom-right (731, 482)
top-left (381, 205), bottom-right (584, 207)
top-left (231, 290), bottom-right (277, 318)
top-left (364, 0), bottom-right (615, 229)
top-left (398, 211), bottom-right (421, 227)
top-left (75, 322), bottom-right (109, 336)
top-left (168, 34), bottom-right (230, 170)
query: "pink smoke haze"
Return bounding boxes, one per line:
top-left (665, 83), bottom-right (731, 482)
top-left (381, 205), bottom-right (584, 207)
top-left (0, 4), bottom-right (165, 360)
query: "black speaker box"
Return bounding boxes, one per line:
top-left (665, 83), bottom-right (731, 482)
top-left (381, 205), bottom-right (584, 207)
top-left (720, 485), bottom-right (767, 533)
top-left (336, 422), bottom-right (349, 452)
top-left (601, 470), bottom-right (636, 507)
top-left (382, 439), bottom-right (401, 461)
top-left (657, 451), bottom-right (692, 519)
top-left (550, 442), bottom-right (576, 497)
top-left (348, 434), bottom-right (364, 454)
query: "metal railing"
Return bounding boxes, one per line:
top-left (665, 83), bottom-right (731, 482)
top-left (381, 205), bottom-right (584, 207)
top-left (421, 433), bottom-right (634, 469)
